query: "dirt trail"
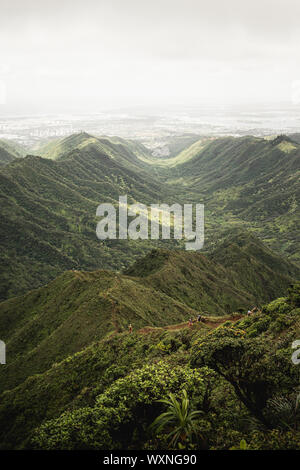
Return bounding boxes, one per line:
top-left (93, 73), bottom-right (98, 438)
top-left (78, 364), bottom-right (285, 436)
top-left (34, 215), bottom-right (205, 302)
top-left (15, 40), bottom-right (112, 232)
top-left (70, 269), bottom-right (244, 336)
top-left (137, 313), bottom-right (244, 335)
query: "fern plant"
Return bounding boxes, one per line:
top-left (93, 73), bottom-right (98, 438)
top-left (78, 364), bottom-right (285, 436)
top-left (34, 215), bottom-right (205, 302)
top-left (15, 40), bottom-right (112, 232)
top-left (265, 393), bottom-right (300, 431)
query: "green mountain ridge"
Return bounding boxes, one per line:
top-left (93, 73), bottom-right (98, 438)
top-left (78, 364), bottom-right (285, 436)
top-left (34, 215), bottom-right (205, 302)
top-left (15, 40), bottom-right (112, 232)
top-left (0, 137), bottom-right (174, 300)
top-left (0, 139), bottom-right (26, 165)
top-left (164, 135), bottom-right (300, 262)
top-left (0, 233), bottom-right (298, 394)
top-left (33, 132), bottom-right (155, 175)
top-left (1, 131), bottom-right (300, 301)
top-left (0, 130), bottom-right (300, 451)
top-left (0, 280), bottom-right (299, 450)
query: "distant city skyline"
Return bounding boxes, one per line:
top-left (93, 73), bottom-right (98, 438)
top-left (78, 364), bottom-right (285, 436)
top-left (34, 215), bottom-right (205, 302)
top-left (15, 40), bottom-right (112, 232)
top-left (1, 0), bottom-right (300, 114)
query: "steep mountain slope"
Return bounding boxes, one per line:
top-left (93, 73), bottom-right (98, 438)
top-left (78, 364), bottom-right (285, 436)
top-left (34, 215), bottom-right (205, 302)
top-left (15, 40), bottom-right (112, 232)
top-left (126, 233), bottom-right (300, 309)
top-left (1, 132), bottom-right (299, 302)
top-left (0, 268), bottom-right (199, 392)
top-left (125, 249), bottom-right (253, 314)
top-left (0, 139), bottom-right (26, 165)
top-left (33, 132), bottom-right (93, 159)
top-left (0, 328), bottom-right (172, 449)
top-left (33, 132), bottom-right (154, 174)
top-left (173, 135), bottom-right (299, 189)
top-left (0, 137), bottom-right (173, 300)
top-left (0, 130), bottom-right (299, 451)
top-left (0, 146), bottom-right (16, 166)
top-left (209, 231), bottom-right (300, 300)
top-left (1, 234), bottom-right (298, 393)
top-left (0, 281), bottom-right (299, 450)
top-left (165, 135), bottom-right (300, 261)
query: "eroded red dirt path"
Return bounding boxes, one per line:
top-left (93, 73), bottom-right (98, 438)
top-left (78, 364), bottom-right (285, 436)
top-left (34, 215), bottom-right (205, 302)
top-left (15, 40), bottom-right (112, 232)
top-left (137, 313), bottom-right (244, 334)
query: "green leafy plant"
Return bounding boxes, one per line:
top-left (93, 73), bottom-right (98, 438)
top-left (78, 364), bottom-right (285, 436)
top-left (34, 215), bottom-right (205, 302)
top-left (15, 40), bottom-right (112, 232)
top-left (265, 393), bottom-right (300, 431)
top-left (230, 439), bottom-right (249, 450)
top-left (150, 389), bottom-right (202, 448)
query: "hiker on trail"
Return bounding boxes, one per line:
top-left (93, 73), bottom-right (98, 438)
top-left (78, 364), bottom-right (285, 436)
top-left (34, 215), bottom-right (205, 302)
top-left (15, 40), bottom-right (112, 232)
top-left (128, 324), bottom-right (133, 334)
top-left (197, 314), bottom-right (202, 322)
top-left (247, 309), bottom-right (252, 316)
top-left (188, 318), bottom-right (193, 328)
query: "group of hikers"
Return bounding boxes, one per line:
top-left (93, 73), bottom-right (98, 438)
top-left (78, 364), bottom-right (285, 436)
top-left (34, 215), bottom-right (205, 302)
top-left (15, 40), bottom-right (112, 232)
top-left (188, 314), bottom-right (205, 327)
top-left (128, 307), bottom-right (259, 333)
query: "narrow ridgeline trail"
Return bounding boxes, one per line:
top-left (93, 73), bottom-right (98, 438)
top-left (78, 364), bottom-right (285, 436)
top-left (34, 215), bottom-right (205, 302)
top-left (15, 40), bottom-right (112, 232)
top-left (136, 313), bottom-right (244, 335)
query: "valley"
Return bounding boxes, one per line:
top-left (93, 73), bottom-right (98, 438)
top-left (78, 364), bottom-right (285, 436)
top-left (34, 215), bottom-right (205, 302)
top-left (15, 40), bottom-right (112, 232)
top-left (0, 131), bottom-right (299, 301)
top-left (0, 129), bottom-right (299, 450)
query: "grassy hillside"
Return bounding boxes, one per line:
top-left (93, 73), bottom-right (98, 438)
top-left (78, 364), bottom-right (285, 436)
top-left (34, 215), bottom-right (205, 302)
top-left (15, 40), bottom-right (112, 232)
top-left (162, 135), bottom-right (300, 262)
top-left (0, 283), bottom-right (299, 450)
top-left (209, 231), bottom-right (300, 301)
top-left (0, 129), bottom-right (300, 451)
top-left (126, 234), bottom-right (300, 311)
top-left (0, 139), bottom-right (26, 165)
top-left (0, 267), bottom-right (198, 392)
top-left (33, 132), bottom-right (154, 174)
top-left (1, 132), bottom-right (299, 301)
top-left (0, 135), bottom-right (177, 300)
top-left (0, 235), bottom-right (298, 393)
top-left (32, 132), bottom-right (94, 160)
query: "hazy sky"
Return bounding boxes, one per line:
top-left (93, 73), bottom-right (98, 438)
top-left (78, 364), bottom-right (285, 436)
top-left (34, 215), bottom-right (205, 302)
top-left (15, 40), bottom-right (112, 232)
top-left (1, 0), bottom-right (300, 113)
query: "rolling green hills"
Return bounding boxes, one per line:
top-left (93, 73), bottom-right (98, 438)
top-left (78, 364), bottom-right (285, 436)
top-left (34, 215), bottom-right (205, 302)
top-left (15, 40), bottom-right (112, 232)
top-left (0, 280), bottom-right (299, 450)
top-left (0, 130), bottom-right (300, 451)
top-left (1, 131), bottom-right (299, 301)
top-left (32, 132), bottom-right (154, 174)
top-left (0, 234), bottom-right (298, 393)
top-left (0, 266), bottom-right (198, 392)
top-left (0, 135), bottom-right (176, 300)
top-left (0, 139), bottom-right (26, 165)
top-left (125, 233), bottom-right (300, 310)
top-left (162, 135), bottom-right (300, 262)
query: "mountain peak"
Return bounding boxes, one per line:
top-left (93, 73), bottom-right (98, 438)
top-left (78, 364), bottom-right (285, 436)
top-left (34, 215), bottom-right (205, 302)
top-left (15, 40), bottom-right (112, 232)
top-left (271, 134), bottom-right (297, 146)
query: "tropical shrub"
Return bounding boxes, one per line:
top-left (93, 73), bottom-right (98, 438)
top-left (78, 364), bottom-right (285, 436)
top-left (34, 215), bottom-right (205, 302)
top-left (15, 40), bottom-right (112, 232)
top-left (32, 362), bottom-right (205, 450)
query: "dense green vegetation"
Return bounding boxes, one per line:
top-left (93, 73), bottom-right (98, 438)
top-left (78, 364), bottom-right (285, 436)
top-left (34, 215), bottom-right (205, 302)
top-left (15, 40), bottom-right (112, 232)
top-left (0, 131), bottom-right (299, 450)
top-left (0, 283), bottom-right (299, 450)
top-left (1, 235), bottom-right (298, 392)
top-left (0, 139), bottom-right (26, 165)
top-left (0, 134), bottom-right (174, 300)
top-left (0, 132), bottom-right (299, 300)
top-left (164, 134), bottom-right (300, 262)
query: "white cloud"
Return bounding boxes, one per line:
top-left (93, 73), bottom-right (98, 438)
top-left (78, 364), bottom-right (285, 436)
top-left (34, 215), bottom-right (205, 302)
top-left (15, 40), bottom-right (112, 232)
top-left (1, 0), bottom-right (300, 112)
